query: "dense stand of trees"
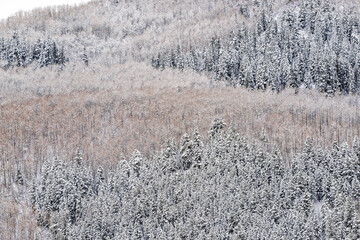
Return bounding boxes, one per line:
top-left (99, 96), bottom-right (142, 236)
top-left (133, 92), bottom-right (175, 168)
top-left (0, 32), bottom-right (67, 69)
top-left (30, 119), bottom-right (360, 239)
top-left (2, 1), bottom-right (360, 238)
top-left (153, 0), bottom-right (360, 95)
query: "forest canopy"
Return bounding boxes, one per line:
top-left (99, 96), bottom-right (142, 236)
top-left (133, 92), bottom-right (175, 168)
top-left (153, 0), bottom-right (360, 95)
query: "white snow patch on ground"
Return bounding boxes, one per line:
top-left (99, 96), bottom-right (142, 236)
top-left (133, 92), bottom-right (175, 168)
top-left (314, 199), bottom-right (323, 217)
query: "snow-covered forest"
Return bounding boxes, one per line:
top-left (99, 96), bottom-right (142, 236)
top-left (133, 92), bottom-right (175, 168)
top-left (30, 120), bottom-right (360, 239)
top-left (0, 0), bottom-right (359, 239)
top-left (0, 33), bottom-right (67, 68)
top-left (154, 0), bottom-right (360, 94)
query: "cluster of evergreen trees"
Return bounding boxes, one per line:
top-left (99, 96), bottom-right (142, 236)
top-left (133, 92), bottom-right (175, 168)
top-left (0, 33), bottom-right (67, 69)
top-left (30, 119), bottom-right (360, 239)
top-left (153, 0), bottom-right (360, 95)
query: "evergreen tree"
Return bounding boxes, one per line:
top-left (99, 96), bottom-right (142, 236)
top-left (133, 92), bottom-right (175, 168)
top-left (29, 119), bottom-right (360, 238)
top-left (16, 169), bottom-right (24, 185)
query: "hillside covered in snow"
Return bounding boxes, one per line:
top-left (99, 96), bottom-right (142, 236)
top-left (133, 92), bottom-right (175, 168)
top-left (0, 0), bottom-right (359, 239)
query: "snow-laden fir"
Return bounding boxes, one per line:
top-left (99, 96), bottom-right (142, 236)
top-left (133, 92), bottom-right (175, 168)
top-left (30, 119), bottom-right (360, 239)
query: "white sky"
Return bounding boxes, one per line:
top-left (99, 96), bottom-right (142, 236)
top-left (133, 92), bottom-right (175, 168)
top-left (0, 0), bottom-right (90, 20)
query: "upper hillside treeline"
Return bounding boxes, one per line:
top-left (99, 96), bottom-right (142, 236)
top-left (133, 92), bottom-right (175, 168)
top-left (0, 0), bottom-right (246, 66)
top-left (153, 0), bottom-right (360, 95)
top-left (0, 32), bottom-right (67, 69)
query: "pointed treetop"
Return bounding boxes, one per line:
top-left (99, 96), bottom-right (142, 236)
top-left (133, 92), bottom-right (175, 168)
top-left (74, 148), bottom-right (83, 165)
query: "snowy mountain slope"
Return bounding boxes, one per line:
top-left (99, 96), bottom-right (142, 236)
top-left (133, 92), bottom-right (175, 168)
top-left (0, 0), bottom-right (360, 239)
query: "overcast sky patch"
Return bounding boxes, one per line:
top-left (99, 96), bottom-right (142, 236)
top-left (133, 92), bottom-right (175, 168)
top-left (0, 0), bottom-right (89, 20)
